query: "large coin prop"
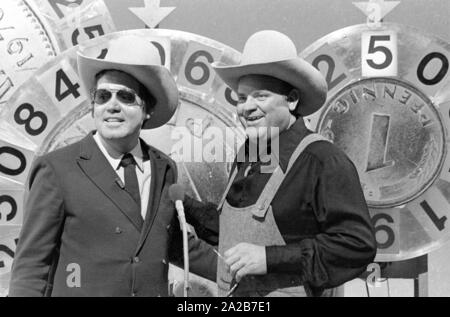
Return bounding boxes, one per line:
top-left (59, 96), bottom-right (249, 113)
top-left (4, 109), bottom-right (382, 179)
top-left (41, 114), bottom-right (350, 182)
top-left (0, 29), bottom-right (244, 296)
top-left (0, 0), bottom-right (116, 110)
top-left (0, 0), bottom-right (59, 108)
top-left (302, 23), bottom-right (450, 262)
top-left (33, 0), bottom-right (116, 52)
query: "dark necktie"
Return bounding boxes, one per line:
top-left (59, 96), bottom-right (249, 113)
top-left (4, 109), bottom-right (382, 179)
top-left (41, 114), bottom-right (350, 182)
top-left (120, 153), bottom-right (141, 210)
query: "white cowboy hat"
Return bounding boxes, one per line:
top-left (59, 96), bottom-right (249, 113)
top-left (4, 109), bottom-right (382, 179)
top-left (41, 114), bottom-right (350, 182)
top-left (77, 35), bottom-right (178, 129)
top-left (212, 30), bottom-right (327, 116)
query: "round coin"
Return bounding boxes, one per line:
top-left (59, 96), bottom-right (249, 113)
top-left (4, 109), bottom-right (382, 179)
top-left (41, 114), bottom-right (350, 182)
top-left (0, 0), bottom-right (59, 107)
top-left (318, 77), bottom-right (445, 208)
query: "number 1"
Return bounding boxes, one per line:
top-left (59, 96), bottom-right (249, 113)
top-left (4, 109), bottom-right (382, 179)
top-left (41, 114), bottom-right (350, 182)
top-left (366, 113), bottom-right (394, 172)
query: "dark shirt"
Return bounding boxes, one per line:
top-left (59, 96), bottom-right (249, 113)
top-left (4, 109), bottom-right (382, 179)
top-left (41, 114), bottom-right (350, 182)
top-left (186, 119), bottom-right (377, 290)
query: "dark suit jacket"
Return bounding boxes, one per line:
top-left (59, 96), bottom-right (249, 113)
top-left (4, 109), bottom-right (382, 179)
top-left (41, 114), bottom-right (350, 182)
top-left (8, 133), bottom-right (216, 297)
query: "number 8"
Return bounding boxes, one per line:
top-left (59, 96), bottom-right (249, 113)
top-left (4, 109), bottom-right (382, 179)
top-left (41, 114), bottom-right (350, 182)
top-left (13, 103), bottom-right (48, 136)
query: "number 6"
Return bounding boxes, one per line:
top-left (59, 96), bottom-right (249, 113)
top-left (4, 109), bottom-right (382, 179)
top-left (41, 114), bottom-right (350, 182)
top-left (372, 213), bottom-right (395, 249)
top-left (184, 50), bottom-right (214, 86)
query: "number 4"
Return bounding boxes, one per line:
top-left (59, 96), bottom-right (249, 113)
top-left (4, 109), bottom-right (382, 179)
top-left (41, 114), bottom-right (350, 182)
top-left (55, 69), bottom-right (81, 102)
top-left (37, 60), bottom-right (86, 116)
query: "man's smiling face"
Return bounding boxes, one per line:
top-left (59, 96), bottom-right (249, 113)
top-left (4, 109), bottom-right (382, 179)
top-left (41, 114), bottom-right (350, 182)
top-left (93, 70), bottom-right (146, 143)
top-left (237, 74), bottom-right (297, 141)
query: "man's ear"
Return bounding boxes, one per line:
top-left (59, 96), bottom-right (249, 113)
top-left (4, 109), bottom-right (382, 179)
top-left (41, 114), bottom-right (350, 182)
top-left (287, 89), bottom-right (300, 111)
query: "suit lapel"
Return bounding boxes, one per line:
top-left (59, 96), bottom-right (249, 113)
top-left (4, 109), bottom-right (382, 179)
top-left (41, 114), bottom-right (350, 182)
top-left (76, 133), bottom-right (144, 231)
top-left (136, 143), bottom-right (169, 253)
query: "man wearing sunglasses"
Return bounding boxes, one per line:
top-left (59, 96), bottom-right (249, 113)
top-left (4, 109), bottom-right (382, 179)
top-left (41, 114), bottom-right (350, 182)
top-left (9, 35), bottom-right (217, 297)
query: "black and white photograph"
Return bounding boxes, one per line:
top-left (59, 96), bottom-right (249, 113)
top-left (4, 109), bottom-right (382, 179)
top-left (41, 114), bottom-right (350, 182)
top-left (0, 0), bottom-right (450, 300)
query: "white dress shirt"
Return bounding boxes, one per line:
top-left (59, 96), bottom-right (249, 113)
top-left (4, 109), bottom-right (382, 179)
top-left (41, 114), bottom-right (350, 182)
top-left (94, 133), bottom-right (151, 220)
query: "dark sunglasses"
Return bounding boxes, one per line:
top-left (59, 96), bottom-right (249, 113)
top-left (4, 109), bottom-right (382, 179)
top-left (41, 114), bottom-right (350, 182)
top-left (92, 88), bottom-right (143, 106)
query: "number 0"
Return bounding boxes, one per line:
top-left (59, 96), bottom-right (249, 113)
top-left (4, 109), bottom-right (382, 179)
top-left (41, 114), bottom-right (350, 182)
top-left (0, 146), bottom-right (27, 176)
top-left (417, 52), bottom-right (449, 86)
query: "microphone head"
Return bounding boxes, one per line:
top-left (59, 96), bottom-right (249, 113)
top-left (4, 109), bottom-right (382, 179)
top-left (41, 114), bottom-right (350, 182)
top-left (168, 184), bottom-right (185, 202)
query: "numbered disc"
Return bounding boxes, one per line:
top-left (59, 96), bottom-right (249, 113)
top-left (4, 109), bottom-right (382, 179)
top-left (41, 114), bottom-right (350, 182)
top-left (0, 0), bottom-right (116, 109)
top-left (0, 0), bottom-right (59, 107)
top-left (0, 29), bottom-right (243, 295)
top-left (302, 23), bottom-right (450, 261)
top-left (33, 0), bottom-right (116, 52)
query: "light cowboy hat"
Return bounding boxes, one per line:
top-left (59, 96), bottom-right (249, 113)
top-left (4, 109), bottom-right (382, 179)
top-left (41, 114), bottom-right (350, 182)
top-left (77, 35), bottom-right (178, 129)
top-left (212, 30), bottom-right (328, 116)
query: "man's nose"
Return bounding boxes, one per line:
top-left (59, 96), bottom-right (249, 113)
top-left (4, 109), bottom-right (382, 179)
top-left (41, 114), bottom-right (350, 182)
top-left (240, 97), bottom-right (257, 116)
top-left (105, 98), bottom-right (121, 112)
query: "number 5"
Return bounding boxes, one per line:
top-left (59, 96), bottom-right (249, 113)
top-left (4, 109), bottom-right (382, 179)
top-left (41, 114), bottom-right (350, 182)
top-left (362, 31), bottom-right (397, 77)
top-left (71, 25), bottom-right (105, 46)
top-left (367, 35), bottom-right (392, 70)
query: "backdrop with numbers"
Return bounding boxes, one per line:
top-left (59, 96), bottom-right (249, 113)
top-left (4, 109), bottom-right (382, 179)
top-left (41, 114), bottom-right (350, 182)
top-left (104, 0), bottom-right (450, 297)
top-left (1, 0), bottom-right (450, 297)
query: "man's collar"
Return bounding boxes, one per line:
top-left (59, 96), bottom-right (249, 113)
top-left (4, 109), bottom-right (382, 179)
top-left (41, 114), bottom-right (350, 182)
top-left (93, 132), bottom-right (145, 172)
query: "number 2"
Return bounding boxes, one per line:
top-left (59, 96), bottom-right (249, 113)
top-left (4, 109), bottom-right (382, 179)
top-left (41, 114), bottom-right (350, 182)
top-left (312, 54), bottom-right (347, 91)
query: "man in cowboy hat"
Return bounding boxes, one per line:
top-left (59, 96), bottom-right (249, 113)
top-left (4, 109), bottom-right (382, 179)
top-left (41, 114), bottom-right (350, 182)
top-left (193, 30), bottom-right (376, 296)
top-left (9, 35), bottom-right (216, 297)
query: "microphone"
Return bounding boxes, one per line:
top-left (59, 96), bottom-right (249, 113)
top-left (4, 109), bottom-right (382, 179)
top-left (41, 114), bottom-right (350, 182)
top-left (168, 184), bottom-right (189, 297)
top-left (169, 184), bottom-right (185, 219)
